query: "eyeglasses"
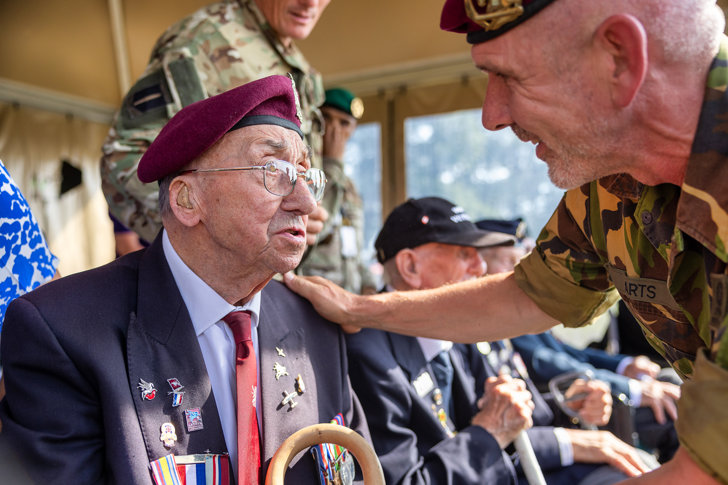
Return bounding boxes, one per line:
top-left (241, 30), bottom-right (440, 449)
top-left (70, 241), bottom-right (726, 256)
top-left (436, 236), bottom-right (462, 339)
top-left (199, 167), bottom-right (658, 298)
top-left (180, 160), bottom-right (327, 202)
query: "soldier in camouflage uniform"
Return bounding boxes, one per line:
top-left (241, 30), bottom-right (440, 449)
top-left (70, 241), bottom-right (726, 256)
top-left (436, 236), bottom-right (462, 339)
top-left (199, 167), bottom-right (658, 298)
top-left (284, 1), bottom-right (728, 484)
top-left (101, 0), bottom-right (329, 243)
top-left (297, 88), bottom-right (377, 294)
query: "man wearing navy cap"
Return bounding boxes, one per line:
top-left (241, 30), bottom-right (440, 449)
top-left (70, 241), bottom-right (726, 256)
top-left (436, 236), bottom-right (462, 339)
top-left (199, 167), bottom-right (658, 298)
top-left (348, 197), bottom-right (650, 484)
top-left (0, 75), bottom-right (369, 485)
top-left (284, 1), bottom-right (728, 483)
top-left (297, 88), bottom-right (377, 295)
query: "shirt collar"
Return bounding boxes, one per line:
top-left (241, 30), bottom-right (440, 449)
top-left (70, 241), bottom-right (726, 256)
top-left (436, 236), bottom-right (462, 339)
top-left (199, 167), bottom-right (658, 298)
top-left (417, 337), bottom-right (453, 363)
top-left (383, 284), bottom-right (453, 361)
top-left (162, 230), bottom-right (261, 336)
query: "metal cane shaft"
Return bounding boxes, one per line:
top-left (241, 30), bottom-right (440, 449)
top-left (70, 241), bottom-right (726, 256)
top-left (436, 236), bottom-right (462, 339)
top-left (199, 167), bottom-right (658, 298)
top-left (514, 431), bottom-right (546, 485)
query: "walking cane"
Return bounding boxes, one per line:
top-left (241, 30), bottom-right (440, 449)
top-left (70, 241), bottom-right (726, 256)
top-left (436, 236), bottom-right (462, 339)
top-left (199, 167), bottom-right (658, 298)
top-left (265, 423), bottom-right (385, 485)
top-left (514, 431), bottom-right (547, 485)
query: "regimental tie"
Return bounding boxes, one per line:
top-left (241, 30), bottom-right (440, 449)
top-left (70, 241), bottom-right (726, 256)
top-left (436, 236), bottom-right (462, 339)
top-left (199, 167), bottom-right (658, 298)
top-left (430, 350), bottom-right (454, 416)
top-left (223, 311), bottom-right (260, 485)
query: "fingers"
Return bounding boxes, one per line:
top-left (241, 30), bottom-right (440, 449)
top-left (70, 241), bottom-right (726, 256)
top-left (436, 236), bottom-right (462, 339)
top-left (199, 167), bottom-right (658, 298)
top-left (305, 206), bottom-right (327, 246)
top-left (569, 430), bottom-right (651, 477)
top-left (474, 376), bottom-right (534, 448)
top-left (282, 273), bottom-right (357, 329)
top-left (566, 379), bottom-right (613, 426)
top-left (641, 380), bottom-right (679, 424)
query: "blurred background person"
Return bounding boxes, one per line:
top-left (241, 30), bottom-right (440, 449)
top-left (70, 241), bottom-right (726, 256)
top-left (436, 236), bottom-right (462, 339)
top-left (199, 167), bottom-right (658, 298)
top-left (297, 87), bottom-right (377, 294)
top-left (101, 0), bottom-right (332, 245)
top-left (477, 218), bottom-right (680, 465)
top-left (0, 159), bottom-right (59, 432)
top-left (347, 197), bottom-right (650, 485)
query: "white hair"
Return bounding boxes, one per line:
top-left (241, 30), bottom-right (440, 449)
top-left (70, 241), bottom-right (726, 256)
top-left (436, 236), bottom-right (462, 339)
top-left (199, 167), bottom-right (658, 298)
top-left (542, 0), bottom-right (724, 71)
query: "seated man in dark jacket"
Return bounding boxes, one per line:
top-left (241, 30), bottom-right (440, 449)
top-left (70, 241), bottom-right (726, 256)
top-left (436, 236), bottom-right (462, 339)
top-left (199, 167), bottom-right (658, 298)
top-left (347, 197), bottom-right (653, 485)
top-left (477, 218), bottom-right (681, 464)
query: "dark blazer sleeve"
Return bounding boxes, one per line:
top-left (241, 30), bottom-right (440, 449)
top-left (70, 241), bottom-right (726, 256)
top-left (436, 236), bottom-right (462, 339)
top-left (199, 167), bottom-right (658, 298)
top-left (346, 330), bottom-right (515, 485)
top-left (1, 296), bottom-right (107, 483)
top-left (511, 333), bottom-right (632, 396)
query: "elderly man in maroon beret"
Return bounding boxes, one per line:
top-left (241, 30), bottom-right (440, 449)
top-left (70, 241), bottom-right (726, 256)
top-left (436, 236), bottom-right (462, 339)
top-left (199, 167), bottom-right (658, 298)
top-left (284, 1), bottom-right (728, 484)
top-left (0, 75), bottom-right (370, 485)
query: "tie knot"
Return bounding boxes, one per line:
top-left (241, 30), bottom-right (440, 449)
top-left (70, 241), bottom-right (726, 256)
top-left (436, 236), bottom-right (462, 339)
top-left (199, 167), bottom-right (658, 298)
top-left (223, 311), bottom-right (252, 344)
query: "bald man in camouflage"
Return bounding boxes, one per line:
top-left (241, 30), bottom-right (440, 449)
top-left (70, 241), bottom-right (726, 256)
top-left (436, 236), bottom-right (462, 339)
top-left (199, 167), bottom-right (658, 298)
top-left (284, 1), bottom-right (728, 484)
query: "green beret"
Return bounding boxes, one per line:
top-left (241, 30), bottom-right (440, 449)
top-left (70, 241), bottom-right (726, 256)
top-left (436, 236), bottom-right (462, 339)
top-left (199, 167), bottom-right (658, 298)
top-left (323, 88), bottom-right (364, 119)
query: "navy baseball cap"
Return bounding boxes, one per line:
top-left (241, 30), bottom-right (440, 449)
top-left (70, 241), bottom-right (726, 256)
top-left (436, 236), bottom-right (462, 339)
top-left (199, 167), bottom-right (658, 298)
top-left (375, 197), bottom-right (516, 263)
top-left (475, 218), bottom-right (528, 240)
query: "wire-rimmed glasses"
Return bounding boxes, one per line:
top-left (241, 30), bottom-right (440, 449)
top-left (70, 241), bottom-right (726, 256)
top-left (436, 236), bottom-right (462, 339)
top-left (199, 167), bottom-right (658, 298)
top-left (179, 159), bottom-right (327, 202)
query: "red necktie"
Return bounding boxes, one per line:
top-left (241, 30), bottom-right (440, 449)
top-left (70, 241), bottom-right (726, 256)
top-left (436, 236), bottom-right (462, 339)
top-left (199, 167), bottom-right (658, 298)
top-left (223, 311), bottom-right (260, 485)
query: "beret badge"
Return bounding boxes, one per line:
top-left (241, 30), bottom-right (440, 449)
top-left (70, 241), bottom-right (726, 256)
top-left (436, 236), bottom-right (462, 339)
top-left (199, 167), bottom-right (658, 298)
top-left (464, 0), bottom-right (524, 32)
top-left (288, 73), bottom-right (304, 125)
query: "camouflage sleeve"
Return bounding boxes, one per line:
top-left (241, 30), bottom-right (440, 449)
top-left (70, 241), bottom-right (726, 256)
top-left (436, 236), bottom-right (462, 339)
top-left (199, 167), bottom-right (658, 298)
top-left (101, 2), bottom-right (323, 242)
top-left (676, 349), bottom-right (728, 483)
top-left (514, 186), bottom-right (620, 327)
top-left (100, 48), bottom-right (209, 243)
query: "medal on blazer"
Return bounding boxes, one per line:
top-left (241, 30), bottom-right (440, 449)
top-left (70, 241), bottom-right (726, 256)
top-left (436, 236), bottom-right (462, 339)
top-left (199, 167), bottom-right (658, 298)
top-left (150, 453), bottom-right (231, 485)
top-left (159, 422), bottom-right (177, 449)
top-left (184, 407), bottom-right (204, 432)
top-left (273, 362), bottom-right (289, 380)
top-left (311, 414), bottom-right (355, 485)
top-left (167, 378), bottom-right (185, 407)
top-left (138, 378), bottom-right (157, 401)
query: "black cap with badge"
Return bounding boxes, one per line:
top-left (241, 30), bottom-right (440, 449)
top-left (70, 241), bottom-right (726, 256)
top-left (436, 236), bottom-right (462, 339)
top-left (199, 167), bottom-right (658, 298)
top-left (375, 197), bottom-right (516, 263)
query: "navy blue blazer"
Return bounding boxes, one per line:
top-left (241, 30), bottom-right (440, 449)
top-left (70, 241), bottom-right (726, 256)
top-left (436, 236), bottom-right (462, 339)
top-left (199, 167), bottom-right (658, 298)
top-left (346, 327), bottom-right (625, 485)
top-left (0, 234), bottom-right (369, 484)
top-left (511, 332), bottom-right (632, 396)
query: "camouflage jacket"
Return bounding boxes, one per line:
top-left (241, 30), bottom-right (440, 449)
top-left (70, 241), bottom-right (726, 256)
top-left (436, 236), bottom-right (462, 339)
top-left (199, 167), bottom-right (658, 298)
top-left (101, 0), bottom-right (325, 243)
top-left (296, 156), bottom-right (377, 294)
top-left (514, 36), bottom-right (728, 482)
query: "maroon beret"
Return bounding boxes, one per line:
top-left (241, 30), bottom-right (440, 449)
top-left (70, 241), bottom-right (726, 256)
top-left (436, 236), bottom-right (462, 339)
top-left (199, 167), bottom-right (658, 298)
top-left (138, 74), bottom-right (304, 183)
top-left (440, 0), bottom-right (556, 44)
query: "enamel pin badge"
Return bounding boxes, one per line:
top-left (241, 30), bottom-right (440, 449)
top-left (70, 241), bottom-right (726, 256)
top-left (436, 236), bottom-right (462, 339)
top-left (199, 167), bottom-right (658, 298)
top-left (273, 362), bottom-right (288, 380)
top-left (185, 407), bottom-right (204, 432)
top-left (167, 378), bottom-right (185, 407)
top-left (159, 422), bottom-right (177, 449)
top-left (138, 378), bottom-right (157, 401)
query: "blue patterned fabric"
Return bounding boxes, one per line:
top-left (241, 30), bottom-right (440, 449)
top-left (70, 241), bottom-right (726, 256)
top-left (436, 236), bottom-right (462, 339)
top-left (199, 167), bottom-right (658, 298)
top-left (0, 160), bottom-right (58, 329)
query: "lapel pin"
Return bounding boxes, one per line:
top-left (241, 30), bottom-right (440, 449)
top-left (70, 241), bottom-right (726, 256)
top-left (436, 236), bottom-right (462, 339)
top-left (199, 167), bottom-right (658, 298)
top-left (159, 422), bottom-right (177, 449)
top-left (138, 378), bottom-right (157, 401)
top-left (167, 378), bottom-right (185, 407)
top-left (432, 388), bottom-right (443, 406)
top-left (185, 407), bottom-right (204, 432)
top-left (273, 362), bottom-right (289, 380)
top-left (276, 346), bottom-right (286, 357)
top-left (280, 389), bottom-right (298, 410)
top-left (295, 374), bottom-right (306, 394)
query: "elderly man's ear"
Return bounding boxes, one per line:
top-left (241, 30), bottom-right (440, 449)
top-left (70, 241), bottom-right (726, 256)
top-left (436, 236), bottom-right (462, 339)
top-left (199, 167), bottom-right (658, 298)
top-left (394, 249), bottom-right (423, 290)
top-left (169, 180), bottom-right (201, 226)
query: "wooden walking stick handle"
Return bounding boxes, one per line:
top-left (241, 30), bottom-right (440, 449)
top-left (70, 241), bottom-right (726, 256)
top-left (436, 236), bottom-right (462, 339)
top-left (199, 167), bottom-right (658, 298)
top-left (264, 423), bottom-right (385, 485)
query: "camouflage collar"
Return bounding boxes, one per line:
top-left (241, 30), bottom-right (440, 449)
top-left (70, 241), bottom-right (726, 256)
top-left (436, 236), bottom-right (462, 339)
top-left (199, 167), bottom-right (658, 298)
top-left (240, 0), bottom-right (310, 70)
top-left (676, 34), bottom-right (728, 261)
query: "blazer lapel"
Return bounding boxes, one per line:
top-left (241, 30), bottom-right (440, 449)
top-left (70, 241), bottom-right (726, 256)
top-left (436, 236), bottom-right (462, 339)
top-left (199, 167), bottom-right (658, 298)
top-left (257, 286), bottom-right (314, 466)
top-left (126, 236), bottom-right (227, 462)
top-left (388, 333), bottom-right (456, 434)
